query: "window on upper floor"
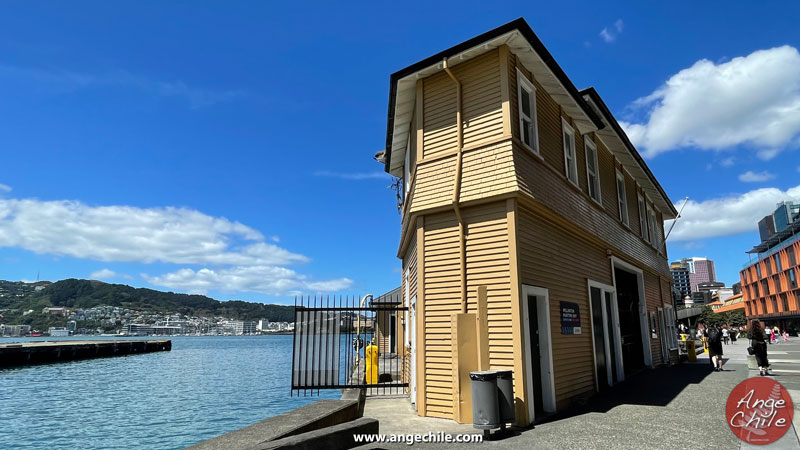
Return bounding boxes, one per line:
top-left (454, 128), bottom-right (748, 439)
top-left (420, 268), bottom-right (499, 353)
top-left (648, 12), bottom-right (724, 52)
top-left (773, 297), bottom-right (779, 312)
top-left (517, 70), bottom-right (539, 154)
top-left (789, 246), bottom-right (797, 266)
top-left (743, 270), bottom-right (749, 284)
top-left (766, 257), bottom-right (772, 275)
top-left (615, 170), bottom-right (629, 226)
top-left (756, 263), bottom-right (762, 279)
top-left (761, 298), bottom-right (767, 313)
top-left (774, 275), bottom-right (781, 292)
top-left (561, 119), bottom-right (578, 186)
top-left (584, 137), bottom-right (601, 204)
top-left (404, 139), bottom-right (412, 197)
top-left (782, 294), bottom-right (789, 311)
top-left (638, 194), bottom-right (648, 242)
top-left (647, 203), bottom-right (658, 247)
top-left (790, 269), bottom-right (797, 289)
top-left (775, 254), bottom-right (782, 272)
top-left (754, 282), bottom-right (760, 297)
top-left (762, 279), bottom-right (770, 295)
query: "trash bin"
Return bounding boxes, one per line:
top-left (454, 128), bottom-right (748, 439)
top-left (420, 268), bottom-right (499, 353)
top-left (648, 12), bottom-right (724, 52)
top-left (686, 339), bottom-right (697, 362)
top-left (470, 370), bottom-right (500, 430)
top-left (495, 370), bottom-right (515, 425)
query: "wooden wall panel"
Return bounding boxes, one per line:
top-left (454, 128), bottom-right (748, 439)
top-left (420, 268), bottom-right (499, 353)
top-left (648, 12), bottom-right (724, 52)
top-left (626, 174), bottom-right (641, 237)
top-left (517, 205), bottom-right (613, 408)
top-left (422, 49), bottom-right (502, 160)
top-left (644, 271), bottom-right (664, 366)
top-left (422, 211), bottom-right (459, 418)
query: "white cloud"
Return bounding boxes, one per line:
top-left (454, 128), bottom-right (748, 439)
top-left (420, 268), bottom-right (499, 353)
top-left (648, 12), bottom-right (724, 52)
top-left (143, 266), bottom-right (352, 296)
top-left (738, 170), bottom-right (776, 182)
top-left (599, 19), bottom-right (624, 43)
top-left (0, 183), bottom-right (11, 193)
top-left (665, 184), bottom-right (800, 241)
top-left (313, 171), bottom-right (390, 180)
top-left (622, 46), bottom-right (800, 159)
top-left (720, 157), bottom-right (735, 167)
top-left (0, 196), bottom-right (353, 296)
top-left (90, 268), bottom-right (132, 280)
top-left (0, 198), bottom-right (306, 265)
top-left (270, 235), bottom-right (280, 243)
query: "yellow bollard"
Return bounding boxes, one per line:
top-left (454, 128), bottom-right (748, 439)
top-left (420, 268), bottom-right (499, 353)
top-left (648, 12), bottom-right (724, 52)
top-left (680, 334), bottom-right (687, 342)
top-left (365, 339), bottom-right (379, 384)
top-left (686, 339), bottom-right (697, 362)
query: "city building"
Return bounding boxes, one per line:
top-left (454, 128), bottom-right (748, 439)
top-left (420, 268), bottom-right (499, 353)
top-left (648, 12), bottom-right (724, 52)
top-left (712, 293), bottom-right (745, 315)
top-left (66, 320), bottom-right (77, 332)
top-left (48, 327), bottom-right (70, 337)
top-left (123, 324), bottom-right (155, 336)
top-left (670, 262), bottom-right (691, 305)
top-left (42, 307), bottom-right (69, 316)
top-left (741, 200), bottom-right (800, 329)
top-left (227, 321), bottom-right (258, 335)
top-left (0, 324), bottom-right (31, 337)
top-left (257, 319), bottom-right (270, 332)
top-left (381, 18), bottom-right (678, 425)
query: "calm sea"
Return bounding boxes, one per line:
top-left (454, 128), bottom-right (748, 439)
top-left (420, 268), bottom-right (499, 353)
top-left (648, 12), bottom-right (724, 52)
top-left (0, 335), bottom-right (340, 449)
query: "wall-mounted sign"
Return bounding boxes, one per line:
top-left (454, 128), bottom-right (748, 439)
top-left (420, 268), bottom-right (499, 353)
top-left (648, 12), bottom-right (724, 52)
top-left (560, 301), bottom-right (581, 335)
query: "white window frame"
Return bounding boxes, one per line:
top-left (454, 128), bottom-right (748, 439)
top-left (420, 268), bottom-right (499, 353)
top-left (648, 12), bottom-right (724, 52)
top-left (517, 70), bottom-right (539, 154)
top-left (647, 203), bottom-right (657, 247)
top-left (637, 194), bottom-right (648, 242)
top-left (615, 170), bottom-right (629, 226)
top-left (562, 119), bottom-right (578, 186)
top-left (584, 136), bottom-right (601, 204)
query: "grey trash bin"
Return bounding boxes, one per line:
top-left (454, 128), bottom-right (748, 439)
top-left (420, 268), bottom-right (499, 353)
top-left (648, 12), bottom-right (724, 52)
top-left (470, 370), bottom-right (500, 429)
top-left (495, 370), bottom-right (515, 425)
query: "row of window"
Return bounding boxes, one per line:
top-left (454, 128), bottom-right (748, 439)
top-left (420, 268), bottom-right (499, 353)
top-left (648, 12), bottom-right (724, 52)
top-left (748, 268), bottom-right (799, 299)
top-left (746, 293), bottom-right (793, 316)
top-left (744, 245), bottom-right (798, 284)
top-left (517, 70), bottom-right (661, 249)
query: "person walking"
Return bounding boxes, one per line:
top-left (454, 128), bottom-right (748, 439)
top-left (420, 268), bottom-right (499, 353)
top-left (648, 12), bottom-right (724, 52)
top-left (784, 330), bottom-right (790, 343)
top-left (706, 324), bottom-right (724, 371)
top-left (766, 326), bottom-right (773, 344)
top-left (722, 327), bottom-right (730, 345)
top-left (750, 320), bottom-right (770, 376)
top-left (774, 326), bottom-right (781, 344)
top-left (731, 327), bottom-right (738, 344)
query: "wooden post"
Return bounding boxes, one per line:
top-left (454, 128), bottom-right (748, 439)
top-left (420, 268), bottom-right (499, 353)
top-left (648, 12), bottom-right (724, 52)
top-left (452, 312), bottom-right (478, 423)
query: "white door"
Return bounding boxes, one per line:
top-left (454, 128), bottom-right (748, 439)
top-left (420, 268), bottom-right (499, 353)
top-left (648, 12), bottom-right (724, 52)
top-left (522, 285), bottom-right (556, 424)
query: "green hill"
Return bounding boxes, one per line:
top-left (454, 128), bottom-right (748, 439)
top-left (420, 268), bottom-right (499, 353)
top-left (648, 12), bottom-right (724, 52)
top-left (0, 279), bottom-right (295, 330)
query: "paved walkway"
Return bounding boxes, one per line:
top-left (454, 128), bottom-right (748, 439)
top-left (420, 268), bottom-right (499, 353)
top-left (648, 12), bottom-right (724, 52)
top-left (361, 340), bottom-right (800, 449)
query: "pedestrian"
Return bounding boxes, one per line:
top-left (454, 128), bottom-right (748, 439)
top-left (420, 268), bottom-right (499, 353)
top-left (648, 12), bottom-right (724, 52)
top-left (766, 326), bottom-right (773, 344)
top-left (774, 326), bottom-right (781, 344)
top-left (722, 327), bottom-right (730, 345)
top-left (706, 324), bottom-right (724, 371)
top-left (749, 320), bottom-right (770, 376)
top-left (784, 330), bottom-right (790, 343)
top-left (730, 327), bottom-right (737, 344)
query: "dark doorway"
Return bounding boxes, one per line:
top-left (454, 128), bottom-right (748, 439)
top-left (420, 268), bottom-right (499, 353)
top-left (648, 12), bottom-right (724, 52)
top-left (527, 294), bottom-right (544, 418)
top-left (615, 268), bottom-right (645, 375)
top-left (389, 313), bottom-right (396, 353)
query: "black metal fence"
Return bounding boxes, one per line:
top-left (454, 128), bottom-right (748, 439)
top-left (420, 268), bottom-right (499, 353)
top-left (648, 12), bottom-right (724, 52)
top-left (291, 293), bottom-right (408, 397)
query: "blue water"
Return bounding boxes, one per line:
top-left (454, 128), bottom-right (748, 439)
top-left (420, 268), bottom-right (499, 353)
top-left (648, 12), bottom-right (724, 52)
top-left (0, 336), bottom-right (340, 449)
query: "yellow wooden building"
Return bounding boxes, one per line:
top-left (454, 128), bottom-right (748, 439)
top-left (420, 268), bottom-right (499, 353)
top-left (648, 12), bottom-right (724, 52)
top-left (380, 18), bottom-right (680, 426)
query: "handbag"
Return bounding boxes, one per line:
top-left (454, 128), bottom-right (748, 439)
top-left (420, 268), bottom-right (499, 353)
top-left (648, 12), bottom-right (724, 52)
top-left (747, 346), bottom-right (755, 355)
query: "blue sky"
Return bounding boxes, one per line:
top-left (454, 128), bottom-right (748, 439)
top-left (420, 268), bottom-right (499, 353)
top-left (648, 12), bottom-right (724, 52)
top-left (1, 1), bottom-right (799, 303)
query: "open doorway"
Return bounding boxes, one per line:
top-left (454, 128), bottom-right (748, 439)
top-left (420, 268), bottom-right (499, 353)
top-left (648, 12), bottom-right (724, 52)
top-left (612, 258), bottom-right (652, 375)
top-left (522, 285), bottom-right (556, 423)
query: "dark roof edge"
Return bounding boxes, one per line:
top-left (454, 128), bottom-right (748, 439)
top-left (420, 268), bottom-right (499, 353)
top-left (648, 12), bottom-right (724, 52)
top-left (580, 87), bottom-right (678, 216)
top-left (384, 17), bottom-right (604, 173)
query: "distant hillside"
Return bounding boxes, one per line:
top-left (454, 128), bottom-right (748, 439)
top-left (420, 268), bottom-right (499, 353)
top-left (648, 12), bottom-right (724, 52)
top-left (0, 279), bottom-right (295, 322)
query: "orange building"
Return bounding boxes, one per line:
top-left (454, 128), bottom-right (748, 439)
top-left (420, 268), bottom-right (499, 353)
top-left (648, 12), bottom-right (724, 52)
top-left (740, 220), bottom-right (800, 330)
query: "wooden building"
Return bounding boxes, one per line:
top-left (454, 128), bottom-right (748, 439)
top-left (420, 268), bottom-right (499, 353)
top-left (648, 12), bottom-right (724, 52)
top-left (380, 18), bottom-right (679, 426)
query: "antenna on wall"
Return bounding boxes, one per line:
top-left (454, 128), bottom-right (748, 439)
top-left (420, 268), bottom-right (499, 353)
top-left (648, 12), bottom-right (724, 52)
top-left (664, 197), bottom-right (690, 242)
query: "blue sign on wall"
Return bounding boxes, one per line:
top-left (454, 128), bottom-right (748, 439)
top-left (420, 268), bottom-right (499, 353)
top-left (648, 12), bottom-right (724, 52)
top-left (560, 301), bottom-right (582, 335)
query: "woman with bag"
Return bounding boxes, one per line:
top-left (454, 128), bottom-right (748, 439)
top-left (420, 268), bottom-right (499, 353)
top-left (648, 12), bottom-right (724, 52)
top-left (750, 320), bottom-right (770, 376)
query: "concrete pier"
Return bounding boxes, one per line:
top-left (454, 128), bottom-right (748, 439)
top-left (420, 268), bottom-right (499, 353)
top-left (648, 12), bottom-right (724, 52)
top-left (0, 339), bottom-right (171, 367)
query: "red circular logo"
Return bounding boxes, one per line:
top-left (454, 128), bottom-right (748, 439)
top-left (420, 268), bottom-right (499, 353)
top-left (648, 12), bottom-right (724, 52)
top-left (726, 377), bottom-right (794, 445)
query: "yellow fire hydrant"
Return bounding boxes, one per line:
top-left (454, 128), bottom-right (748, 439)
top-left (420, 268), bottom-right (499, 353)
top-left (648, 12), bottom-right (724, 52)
top-left (365, 338), bottom-right (379, 385)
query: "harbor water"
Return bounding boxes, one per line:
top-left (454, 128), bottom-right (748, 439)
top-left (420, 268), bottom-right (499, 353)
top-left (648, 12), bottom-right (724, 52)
top-left (0, 335), bottom-right (340, 449)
